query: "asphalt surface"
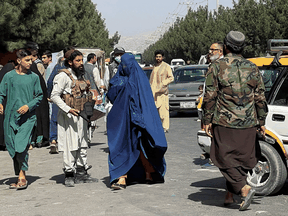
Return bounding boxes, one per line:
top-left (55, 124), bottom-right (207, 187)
top-left (1, 111), bottom-right (288, 216)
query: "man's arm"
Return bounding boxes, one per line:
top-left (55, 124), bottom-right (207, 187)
top-left (51, 73), bottom-right (73, 114)
top-left (37, 63), bottom-right (46, 79)
top-left (26, 76), bottom-right (43, 112)
top-left (202, 63), bottom-right (218, 128)
top-left (92, 67), bottom-right (103, 89)
top-left (103, 65), bottom-right (110, 90)
top-left (0, 73), bottom-right (8, 105)
top-left (162, 65), bottom-right (174, 86)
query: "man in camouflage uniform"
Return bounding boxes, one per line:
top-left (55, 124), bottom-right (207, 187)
top-left (202, 31), bottom-right (268, 211)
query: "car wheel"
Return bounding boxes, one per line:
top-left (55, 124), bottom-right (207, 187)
top-left (247, 141), bottom-right (287, 196)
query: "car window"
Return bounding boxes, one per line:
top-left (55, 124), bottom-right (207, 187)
top-left (271, 73), bottom-right (288, 106)
top-left (174, 68), bottom-right (207, 83)
top-left (259, 68), bottom-right (280, 94)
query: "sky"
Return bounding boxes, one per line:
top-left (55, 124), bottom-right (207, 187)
top-left (94, 0), bottom-right (236, 36)
top-left (93, 0), bottom-right (237, 52)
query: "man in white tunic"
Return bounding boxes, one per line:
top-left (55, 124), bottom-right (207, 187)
top-left (51, 50), bottom-right (97, 187)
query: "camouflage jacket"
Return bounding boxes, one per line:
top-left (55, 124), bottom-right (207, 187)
top-left (202, 53), bottom-right (268, 128)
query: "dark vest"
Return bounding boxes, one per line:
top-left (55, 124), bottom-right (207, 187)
top-left (84, 62), bottom-right (97, 90)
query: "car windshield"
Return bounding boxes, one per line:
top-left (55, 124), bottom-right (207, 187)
top-left (174, 68), bottom-right (207, 83)
top-left (143, 69), bottom-right (152, 79)
top-left (172, 61), bottom-right (184, 66)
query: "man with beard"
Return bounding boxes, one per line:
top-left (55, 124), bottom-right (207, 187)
top-left (51, 50), bottom-right (97, 187)
top-left (207, 42), bottom-right (224, 64)
top-left (149, 50), bottom-right (174, 133)
top-left (197, 42), bottom-right (224, 127)
top-left (203, 31), bottom-right (267, 210)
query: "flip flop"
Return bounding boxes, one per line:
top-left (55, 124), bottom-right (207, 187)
top-left (239, 188), bottom-right (256, 211)
top-left (16, 179), bottom-right (28, 190)
top-left (9, 182), bottom-right (18, 189)
top-left (111, 183), bottom-right (126, 190)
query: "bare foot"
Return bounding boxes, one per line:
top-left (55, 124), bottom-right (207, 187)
top-left (117, 177), bottom-right (126, 185)
top-left (241, 185), bottom-right (252, 197)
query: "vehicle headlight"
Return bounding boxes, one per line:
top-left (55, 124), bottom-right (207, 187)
top-left (168, 94), bottom-right (176, 98)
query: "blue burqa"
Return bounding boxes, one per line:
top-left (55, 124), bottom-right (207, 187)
top-left (107, 53), bottom-right (167, 183)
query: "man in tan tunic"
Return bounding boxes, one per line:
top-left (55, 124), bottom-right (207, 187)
top-left (150, 50), bottom-right (174, 133)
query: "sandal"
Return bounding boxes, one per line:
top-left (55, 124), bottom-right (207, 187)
top-left (239, 188), bottom-right (255, 211)
top-left (16, 179), bottom-right (28, 190)
top-left (111, 183), bottom-right (126, 190)
top-left (9, 182), bottom-right (18, 189)
top-left (49, 140), bottom-right (59, 154)
top-left (111, 176), bottom-right (126, 190)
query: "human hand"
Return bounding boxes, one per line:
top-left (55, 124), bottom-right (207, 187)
top-left (47, 98), bottom-right (53, 102)
top-left (17, 105), bottom-right (29, 115)
top-left (100, 85), bottom-right (106, 90)
top-left (0, 104), bottom-right (3, 115)
top-left (259, 125), bottom-right (266, 137)
top-left (69, 108), bottom-right (80, 116)
top-left (204, 124), bottom-right (213, 138)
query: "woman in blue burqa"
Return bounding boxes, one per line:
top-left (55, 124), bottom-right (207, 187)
top-left (107, 53), bottom-right (167, 189)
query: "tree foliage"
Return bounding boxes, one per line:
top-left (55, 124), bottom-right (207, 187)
top-left (143, 0), bottom-right (288, 64)
top-left (0, 0), bottom-right (119, 54)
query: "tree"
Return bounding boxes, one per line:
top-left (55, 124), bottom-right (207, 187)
top-left (0, 0), bottom-right (119, 55)
top-left (143, 0), bottom-right (288, 63)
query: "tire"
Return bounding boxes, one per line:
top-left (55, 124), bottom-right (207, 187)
top-left (247, 141), bottom-right (287, 196)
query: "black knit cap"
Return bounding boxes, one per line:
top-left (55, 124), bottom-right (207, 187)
top-left (114, 47), bottom-right (125, 55)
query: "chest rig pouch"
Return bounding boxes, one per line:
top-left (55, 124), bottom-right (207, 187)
top-left (59, 69), bottom-right (93, 111)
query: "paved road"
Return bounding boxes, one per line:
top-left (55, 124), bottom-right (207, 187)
top-left (0, 111), bottom-right (288, 216)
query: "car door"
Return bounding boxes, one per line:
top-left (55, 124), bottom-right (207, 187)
top-left (266, 71), bottom-right (288, 137)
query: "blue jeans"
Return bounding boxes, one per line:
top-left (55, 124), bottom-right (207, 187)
top-left (49, 103), bottom-right (58, 142)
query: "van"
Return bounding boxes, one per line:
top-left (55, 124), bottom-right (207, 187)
top-left (170, 59), bottom-right (185, 72)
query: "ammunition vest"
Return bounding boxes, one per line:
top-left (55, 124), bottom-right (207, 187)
top-left (59, 69), bottom-right (92, 111)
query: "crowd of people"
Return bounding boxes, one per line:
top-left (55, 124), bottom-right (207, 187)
top-left (0, 30), bottom-right (267, 211)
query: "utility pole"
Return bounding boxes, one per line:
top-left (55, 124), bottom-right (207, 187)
top-left (216, 0), bottom-right (219, 14)
top-left (180, 1), bottom-right (193, 15)
top-left (207, 0), bottom-right (209, 20)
